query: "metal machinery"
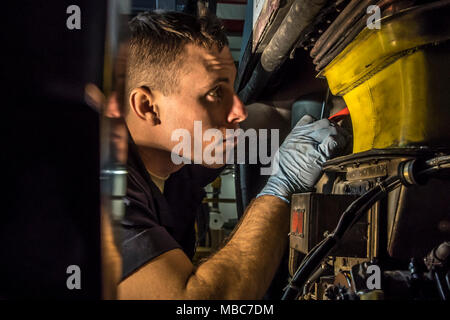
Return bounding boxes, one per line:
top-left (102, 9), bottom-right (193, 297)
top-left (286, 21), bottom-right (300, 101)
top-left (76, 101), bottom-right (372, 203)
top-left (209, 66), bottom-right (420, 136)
top-left (236, 0), bottom-right (450, 300)
top-left (287, 0), bottom-right (450, 300)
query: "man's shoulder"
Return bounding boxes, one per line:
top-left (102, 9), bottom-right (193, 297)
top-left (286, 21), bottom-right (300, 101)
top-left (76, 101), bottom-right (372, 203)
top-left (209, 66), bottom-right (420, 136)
top-left (126, 165), bottom-right (153, 205)
top-left (125, 141), bottom-right (158, 202)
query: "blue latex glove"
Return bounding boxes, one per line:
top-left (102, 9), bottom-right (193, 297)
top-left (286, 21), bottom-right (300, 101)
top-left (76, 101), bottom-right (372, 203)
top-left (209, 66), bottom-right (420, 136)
top-left (257, 115), bottom-right (349, 203)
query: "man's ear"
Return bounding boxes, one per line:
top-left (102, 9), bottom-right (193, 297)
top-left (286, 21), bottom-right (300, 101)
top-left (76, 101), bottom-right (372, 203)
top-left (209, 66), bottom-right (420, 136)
top-left (129, 86), bottom-right (161, 125)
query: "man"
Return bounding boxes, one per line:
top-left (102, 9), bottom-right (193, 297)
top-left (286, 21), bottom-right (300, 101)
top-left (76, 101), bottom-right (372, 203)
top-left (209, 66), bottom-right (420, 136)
top-left (118, 11), bottom-right (347, 299)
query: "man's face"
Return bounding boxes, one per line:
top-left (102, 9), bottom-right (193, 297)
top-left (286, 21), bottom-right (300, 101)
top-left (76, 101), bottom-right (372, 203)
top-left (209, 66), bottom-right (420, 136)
top-left (147, 44), bottom-right (248, 167)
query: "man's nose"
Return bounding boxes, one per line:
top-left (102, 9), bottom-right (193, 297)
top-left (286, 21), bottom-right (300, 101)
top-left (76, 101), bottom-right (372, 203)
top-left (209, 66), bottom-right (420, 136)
top-left (227, 93), bottom-right (248, 124)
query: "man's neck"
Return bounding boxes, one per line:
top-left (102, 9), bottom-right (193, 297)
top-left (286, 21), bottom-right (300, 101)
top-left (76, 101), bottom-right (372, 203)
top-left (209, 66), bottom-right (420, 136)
top-left (137, 146), bottom-right (184, 178)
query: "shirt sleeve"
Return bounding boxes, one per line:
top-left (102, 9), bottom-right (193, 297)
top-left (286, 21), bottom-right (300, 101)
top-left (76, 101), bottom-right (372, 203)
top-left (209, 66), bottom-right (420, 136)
top-left (119, 168), bottom-right (181, 280)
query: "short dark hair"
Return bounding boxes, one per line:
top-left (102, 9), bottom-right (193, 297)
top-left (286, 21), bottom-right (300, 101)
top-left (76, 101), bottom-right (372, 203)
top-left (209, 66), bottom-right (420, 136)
top-left (126, 11), bottom-right (228, 99)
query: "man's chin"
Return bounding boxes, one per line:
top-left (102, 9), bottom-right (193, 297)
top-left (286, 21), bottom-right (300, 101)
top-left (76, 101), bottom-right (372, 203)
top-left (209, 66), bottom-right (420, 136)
top-left (201, 162), bottom-right (226, 169)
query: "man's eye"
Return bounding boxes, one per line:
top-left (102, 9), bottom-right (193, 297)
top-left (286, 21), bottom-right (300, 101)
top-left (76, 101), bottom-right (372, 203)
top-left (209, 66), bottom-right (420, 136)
top-left (207, 87), bottom-right (222, 99)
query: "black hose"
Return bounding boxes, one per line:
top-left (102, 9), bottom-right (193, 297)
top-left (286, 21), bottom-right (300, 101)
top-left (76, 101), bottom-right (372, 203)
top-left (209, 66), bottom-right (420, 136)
top-left (282, 175), bottom-right (401, 300)
top-left (283, 237), bottom-right (337, 299)
top-left (433, 270), bottom-right (449, 300)
top-left (282, 157), bottom-right (450, 300)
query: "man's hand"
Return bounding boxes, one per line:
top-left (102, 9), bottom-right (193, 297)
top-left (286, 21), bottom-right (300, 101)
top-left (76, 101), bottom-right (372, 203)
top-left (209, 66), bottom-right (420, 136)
top-left (258, 115), bottom-right (349, 203)
top-left (118, 115), bottom-right (348, 300)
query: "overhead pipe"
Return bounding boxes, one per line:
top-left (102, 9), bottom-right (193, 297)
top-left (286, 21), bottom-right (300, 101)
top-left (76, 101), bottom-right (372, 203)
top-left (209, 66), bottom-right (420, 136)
top-left (238, 0), bottom-right (328, 104)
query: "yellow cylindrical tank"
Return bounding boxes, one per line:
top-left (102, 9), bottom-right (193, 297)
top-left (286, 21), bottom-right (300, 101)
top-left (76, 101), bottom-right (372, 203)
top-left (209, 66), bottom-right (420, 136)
top-left (319, 1), bottom-right (450, 153)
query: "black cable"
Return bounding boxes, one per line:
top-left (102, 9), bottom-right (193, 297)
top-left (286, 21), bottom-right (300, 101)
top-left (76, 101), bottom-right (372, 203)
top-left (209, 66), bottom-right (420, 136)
top-left (425, 155), bottom-right (450, 167)
top-left (433, 270), bottom-right (449, 300)
top-left (320, 88), bottom-right (330, 120)
top-left (283, 176), bottom-right (400, 300)
top-left (417, 163), bottom-right (450, 178)
top-left (282, 157), bottom-right (450, 300)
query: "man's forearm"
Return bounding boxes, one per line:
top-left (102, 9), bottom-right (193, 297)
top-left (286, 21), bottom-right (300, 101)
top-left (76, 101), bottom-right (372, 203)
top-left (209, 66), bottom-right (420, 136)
top-left (185, 195), bottom-right (289, 299)
top-left (119, 115), bottom-right (346, 300)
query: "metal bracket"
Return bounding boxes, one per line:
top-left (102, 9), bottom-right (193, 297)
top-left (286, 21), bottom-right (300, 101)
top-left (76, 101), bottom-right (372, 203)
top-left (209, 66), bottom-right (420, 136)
top-left (346, 164), bottom-right (387, 181)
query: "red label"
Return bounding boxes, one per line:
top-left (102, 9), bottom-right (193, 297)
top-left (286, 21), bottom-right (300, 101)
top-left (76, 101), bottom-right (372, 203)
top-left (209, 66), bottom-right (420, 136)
top-left (291, 209), bottom-right (304, 235)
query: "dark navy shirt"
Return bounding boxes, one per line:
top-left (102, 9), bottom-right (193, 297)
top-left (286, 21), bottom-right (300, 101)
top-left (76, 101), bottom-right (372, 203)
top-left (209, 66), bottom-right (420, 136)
top-left (120, 140), bottom-right (223, 279)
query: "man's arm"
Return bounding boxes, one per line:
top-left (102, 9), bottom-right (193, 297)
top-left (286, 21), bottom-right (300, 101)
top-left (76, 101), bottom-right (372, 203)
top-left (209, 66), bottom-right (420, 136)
top-left (119, 116), bottom-right (348, 299)
top-left (118, 195), bottom-right (288, 299)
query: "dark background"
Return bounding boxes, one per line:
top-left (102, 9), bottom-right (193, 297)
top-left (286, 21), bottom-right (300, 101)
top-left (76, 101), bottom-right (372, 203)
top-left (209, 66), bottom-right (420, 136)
top-left (0, 1), bottom-right (106, 299)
